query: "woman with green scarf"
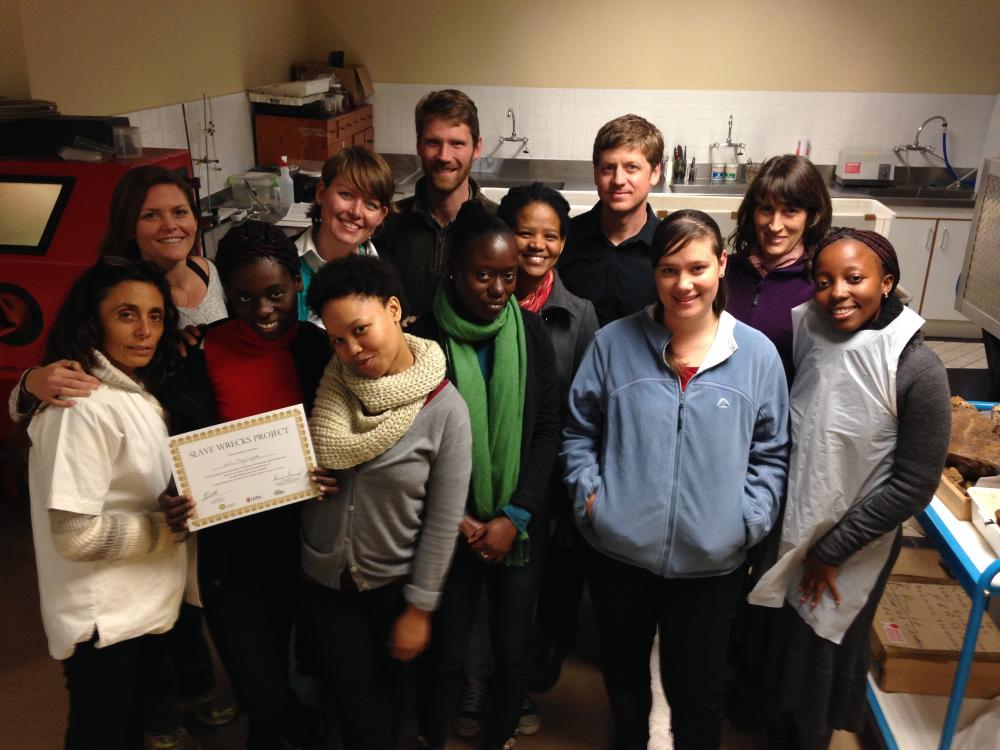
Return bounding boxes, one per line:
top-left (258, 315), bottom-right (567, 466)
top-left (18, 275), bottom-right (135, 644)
top-left (412, 203), bottom-right (561, 750)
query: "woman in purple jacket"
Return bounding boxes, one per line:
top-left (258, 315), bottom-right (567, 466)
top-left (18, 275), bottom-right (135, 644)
top-left (724, 155), bottom-right (832, 732)
top-left (725, 155), bottom-right (832, 385)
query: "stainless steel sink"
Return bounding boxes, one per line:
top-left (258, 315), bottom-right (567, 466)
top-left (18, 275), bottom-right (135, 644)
top-left (473, 177), bottom-right (565, 190)
top-left (669, 183), bottom-right (748, 195)
top-left (866, 186), bottom-right (975, 200)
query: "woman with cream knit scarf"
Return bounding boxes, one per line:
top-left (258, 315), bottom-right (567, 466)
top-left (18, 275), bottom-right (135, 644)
top-left (300, 254), bottom-right (473, 750)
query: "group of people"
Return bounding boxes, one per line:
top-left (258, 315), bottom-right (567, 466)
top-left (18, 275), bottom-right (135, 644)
top-left (12, 87), bottom-right (952, 750)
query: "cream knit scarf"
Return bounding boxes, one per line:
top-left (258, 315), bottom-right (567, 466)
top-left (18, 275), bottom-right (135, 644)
top-left (310, 333), bottom-right (446, 469)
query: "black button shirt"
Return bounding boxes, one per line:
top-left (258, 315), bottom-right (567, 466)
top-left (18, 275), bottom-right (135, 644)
top-left (557, 202), bottom-right (660, 326)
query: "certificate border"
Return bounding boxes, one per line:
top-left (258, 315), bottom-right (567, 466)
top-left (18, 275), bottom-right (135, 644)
top-left (168, 406), bottom-right (317, 529)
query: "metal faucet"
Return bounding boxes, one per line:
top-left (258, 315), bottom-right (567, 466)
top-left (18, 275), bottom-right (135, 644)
top-left (499, 108), bottom-right (529, 154)
top-left (710, 114), bottom-right (745, 159)
top-left (894, 115), bottom-right (948, 155)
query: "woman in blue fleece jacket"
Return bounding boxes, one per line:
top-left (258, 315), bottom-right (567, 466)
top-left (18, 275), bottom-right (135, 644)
top-left (562, 209), bottom-right (790, 750)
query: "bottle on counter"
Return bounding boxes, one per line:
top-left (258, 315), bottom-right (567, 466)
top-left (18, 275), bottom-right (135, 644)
top-left (278, 155), bottom-right (295, 207)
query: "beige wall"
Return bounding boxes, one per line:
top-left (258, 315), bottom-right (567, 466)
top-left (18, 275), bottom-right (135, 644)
top-left (16, 0), bottom-right (309, 115)
top-left (304, 0), bottom-right (1000, 94)
top-left (0, 0), bottom-right (31, 99)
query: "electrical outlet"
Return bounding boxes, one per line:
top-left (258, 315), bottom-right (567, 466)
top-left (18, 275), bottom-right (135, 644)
top-left (878, 163), bottom-right (892, 181)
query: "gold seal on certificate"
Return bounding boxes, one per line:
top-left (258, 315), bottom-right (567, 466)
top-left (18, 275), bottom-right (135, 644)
top-left (167, 404), bottom-right (319, 529)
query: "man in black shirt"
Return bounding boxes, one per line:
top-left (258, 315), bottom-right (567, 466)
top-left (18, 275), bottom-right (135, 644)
top-left (378, 89), bottom-right (496, 318)
top-left (558, 115), bottom-right (664, 325)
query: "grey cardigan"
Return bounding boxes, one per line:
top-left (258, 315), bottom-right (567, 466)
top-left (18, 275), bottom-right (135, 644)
top-left (300, 383), bottom-right (472, 611)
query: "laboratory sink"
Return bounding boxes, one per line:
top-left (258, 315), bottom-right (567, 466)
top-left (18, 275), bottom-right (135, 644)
top-left (669, 183), bottom-right (748, 195)
top-left (866, 186), bottom-right (975, 201)
top-left (473, 177), bottom-right (565, 190)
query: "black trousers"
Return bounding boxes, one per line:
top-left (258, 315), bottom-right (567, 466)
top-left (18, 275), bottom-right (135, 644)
top-left (579, 538), bottom-right (745, 750)
top-left (63, 631), bottom-right (174, 750)
top-left (419, 538), bottom-right (543, 749)
top-left (534, 512), bottom-right (585, 653)
top-left (298, 579), bottom-right (409, 750)
top-left (145, 602), bottom-right (216, 734)
top-left (201, 554), bottom-right (314, 750)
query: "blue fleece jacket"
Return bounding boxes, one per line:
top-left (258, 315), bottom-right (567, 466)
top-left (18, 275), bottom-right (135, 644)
top-left (561, 308), bottom-right (790, 578)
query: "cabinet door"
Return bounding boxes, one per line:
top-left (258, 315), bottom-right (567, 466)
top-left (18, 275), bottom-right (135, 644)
top-left (921, 220), bottom-right (972, 321)
top-left (887, 218), bottom-right (935, 312)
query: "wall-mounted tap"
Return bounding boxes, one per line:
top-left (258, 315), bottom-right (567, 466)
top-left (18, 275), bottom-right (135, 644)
top-left (499, 108), bottom-right (529, 154)
top-left (710, 114), bottom-right (745, 160)
top-left (894, 114), bottom-right (948, 157)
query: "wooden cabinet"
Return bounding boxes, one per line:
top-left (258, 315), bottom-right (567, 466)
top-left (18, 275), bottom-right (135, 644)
top-left (888, 209), bottom-right (973, 323)
top-left (254, 104), bottom-right (374, 166)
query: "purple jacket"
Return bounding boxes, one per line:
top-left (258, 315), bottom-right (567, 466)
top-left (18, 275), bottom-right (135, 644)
top-left (725, 254), bottom-right (814, 384)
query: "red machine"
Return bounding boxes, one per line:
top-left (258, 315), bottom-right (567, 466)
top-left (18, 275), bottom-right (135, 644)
top-left (0, 148), bottom-right (192, 442)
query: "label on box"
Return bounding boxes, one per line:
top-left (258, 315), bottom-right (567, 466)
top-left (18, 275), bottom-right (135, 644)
top-left (882, 621), bottom-right (907, 644)
top-left (844, 161), bottom-right (862, 174)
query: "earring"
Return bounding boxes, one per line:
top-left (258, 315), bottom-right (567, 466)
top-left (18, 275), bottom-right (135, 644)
top-left (720, 271), bottom-right (726, 278)
top-left (883, 291), bottom-right (889, 299)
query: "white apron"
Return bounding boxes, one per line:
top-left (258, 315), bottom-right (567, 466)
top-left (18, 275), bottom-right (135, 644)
top-left (748, 301), bottom-right (924, 643)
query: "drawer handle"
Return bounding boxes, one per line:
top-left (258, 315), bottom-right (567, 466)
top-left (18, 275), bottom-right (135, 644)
top-left (924, 227), bottom-right (933, 251)
top-left (940, 227), bottom-right (949, 251)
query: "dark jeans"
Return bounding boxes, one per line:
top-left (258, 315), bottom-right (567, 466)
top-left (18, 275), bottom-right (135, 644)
top-left (298, 579), bottom-right (409, 750)
top-left (201, 556), bottom-right (315, 750)
top-left (63, 631), bottom-right (174, 750)
top-left (579, 538), bottom-right (745, 750)
top-left (419, 538), bottom-right (542, 749)
top-left (535, 512), bottom-right (585, 654)
top-left (145, 602), bottom-right (216, 734)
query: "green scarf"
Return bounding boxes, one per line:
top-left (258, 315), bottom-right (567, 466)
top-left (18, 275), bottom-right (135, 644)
top-left (432, 285), bottom-right (530, 566)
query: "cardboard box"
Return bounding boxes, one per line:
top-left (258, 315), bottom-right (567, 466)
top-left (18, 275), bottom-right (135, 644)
top-left (870, 582), bottom-right (1000, 698)
top-left (294, 63), bottom-right (374, 104)
top-left (889, 547), bottom-right (956, 585)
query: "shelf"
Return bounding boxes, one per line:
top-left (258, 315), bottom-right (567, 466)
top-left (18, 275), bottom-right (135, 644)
top-left (867, 496), bottom-right (1000, 750)
top-left (867, 675), bottom-right (991, 750)
top-left (919, 498), bottom-right (1000, 596)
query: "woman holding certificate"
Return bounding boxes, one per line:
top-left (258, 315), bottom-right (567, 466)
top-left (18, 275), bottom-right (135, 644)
top-left (300, 254), bottom-right (473, 750)
top-left (25, 257), bottom-right (187, 749)
top-left (159, 220), bottom-right (332, 750)
top-left (410, 203), bottom-right (562, 750)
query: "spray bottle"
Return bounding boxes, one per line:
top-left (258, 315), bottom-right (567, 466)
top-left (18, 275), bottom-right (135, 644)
top-left (278, 155), bottom-right (295, 207)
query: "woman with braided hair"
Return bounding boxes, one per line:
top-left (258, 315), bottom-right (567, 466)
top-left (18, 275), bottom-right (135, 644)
top-left (749, 228), bottom-right (951, 749)
top-left (297, 254), bottom-right (472, 750)
top-left (157, 220), bottom-right (335, 749)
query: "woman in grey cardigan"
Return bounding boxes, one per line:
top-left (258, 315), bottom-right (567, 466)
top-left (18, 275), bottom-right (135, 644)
top-left (300, 254), bottom-right (472, 750)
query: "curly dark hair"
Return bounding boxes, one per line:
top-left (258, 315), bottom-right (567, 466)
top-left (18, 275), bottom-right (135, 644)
top-left (497, 182), bottom-right (572, 238)
top-left (99, 166), bottom-right (199, 259)
top-left (448, 202), bottom-right (515, 265)
top-left (306, 255), bottom-right (406, 318)
top-left (44, 257), bottom-right (180, 391)
top-left (729, 155), bottom-right (832, 258)
top-left (215, 221), bottom-right (300, 285)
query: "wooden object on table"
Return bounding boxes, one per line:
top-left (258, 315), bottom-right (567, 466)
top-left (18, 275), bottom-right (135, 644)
top-left (938, 469), bottom-right (973, 521)
top-left (948, 397), bottom-right (1000, 480)
top-left (254, 104), bottom-right (374, 166)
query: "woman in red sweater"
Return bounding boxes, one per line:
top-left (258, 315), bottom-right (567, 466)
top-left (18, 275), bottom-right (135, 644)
top-left (159, 221), bottom-right (335, 750)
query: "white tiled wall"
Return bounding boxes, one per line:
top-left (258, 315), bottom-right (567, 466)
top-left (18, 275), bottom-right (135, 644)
top-left (120, 91), bottom-right (255, 197)
top-left (116, 86), bottom-right (998, 197)
top-left (373, 83), bottom-right (997, 168)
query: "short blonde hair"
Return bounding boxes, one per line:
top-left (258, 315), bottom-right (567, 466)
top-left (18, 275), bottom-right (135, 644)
top-left (309, 147), bottom-right (396, 224)
top-left (592, 114), bottom-right (664, 168)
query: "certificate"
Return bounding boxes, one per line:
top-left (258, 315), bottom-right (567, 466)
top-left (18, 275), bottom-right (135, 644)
top-left (167, 405), bottom-right (319, 530)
